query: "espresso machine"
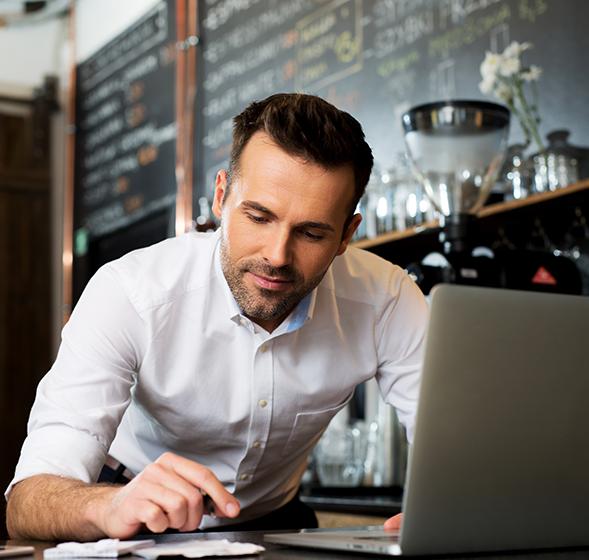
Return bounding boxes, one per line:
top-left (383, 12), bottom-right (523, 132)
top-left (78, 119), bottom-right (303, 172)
top-left (401, 100), bottom-right (581, 295)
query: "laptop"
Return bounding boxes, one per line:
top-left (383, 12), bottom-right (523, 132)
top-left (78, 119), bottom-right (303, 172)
top-left (265, 284), bottom-right (589, 555)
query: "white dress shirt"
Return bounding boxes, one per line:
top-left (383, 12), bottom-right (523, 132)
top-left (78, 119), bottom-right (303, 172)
top-left (9, 229), bottom-right (428, 528)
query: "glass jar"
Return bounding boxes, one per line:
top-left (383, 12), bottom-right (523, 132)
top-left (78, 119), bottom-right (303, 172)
top-left (530, 130), bottom-right (580, 193)
top-left (500, 144), bottom-right (534, 201)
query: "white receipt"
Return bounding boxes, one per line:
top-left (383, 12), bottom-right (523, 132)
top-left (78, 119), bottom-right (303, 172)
top-left (43, 539), bottom-right (264, 559)
top-left (134, 540), bottom-right (265, 559)
top-left (43, 540), bottom-right (155, 559)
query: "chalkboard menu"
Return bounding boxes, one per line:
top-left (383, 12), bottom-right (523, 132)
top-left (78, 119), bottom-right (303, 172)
top-left (196, 0), bottom-right (589, 200)
top-left (73, 0), bottom-right (177, 246)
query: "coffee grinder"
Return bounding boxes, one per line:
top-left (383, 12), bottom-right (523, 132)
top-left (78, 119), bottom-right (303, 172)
top-left (401, 100), bottom-right (581, 295)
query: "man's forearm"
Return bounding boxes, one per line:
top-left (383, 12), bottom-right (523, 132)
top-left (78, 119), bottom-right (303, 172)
top-left (6, 474), bottom-right (118, 541)
top-left (7, 454), bottom-right (240, 541)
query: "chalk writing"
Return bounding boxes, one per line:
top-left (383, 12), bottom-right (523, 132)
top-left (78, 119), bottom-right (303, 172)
top-left (298, 33), bottom-right (337, 65)
top-left (335, 31), bottom-right (361, 63)
top-left (82, 99), bottom-right (122, 130)
top-left (429, 4), bottom-right (511, 58)
top-left (75, 0), bottom-right (176, 239)
top-left (124, 54), bottom-right (159, 83)
top-left (203, 0), bottom-right (262, 31)
top-left (82, 78), bottom-right (125, 111)
top-left (82, 193), bottom-right (176, 238)
top-left (203, 0), bottom-right (309, 63)
top-left (84, 145), bottom-right (117, 171)
top-left (300, 12), bottom-right (337, 44)
top-left (203, 88), bottom-right (238, 119)
top-left (85, 117), bottom-right (124, 151)
top-left (79, 2), bottom-right (168, 91)
top-left (295, 0), bottom-right (362, 91)
top-left (325, 85), bottom-right (361, 112)
top-left (197, 0), bottom-right (587, 212)
top-left (125, 193), bottom-right (144, 214)
top-left (126, 103), bottom-right (147, 128)
top-left (377, 49), bottom-right (421, 78)
top-left (372, 0), bottom-right (428, 28)
top-left (438, 0), bottom-right (504, 30)
top-left (204, 32), bottom-right (291, 92)
top-left (203, 118), bottom-right (234, 150)
top-left (373, 9), bottom-right (434, 59)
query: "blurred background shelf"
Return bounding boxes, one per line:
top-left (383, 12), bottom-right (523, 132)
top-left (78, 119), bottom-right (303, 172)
top-left (353, 178), bottom-right (589, 269)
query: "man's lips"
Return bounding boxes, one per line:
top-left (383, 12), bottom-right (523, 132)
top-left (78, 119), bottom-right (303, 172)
top-left (246, 271), bottom-right (293, 290)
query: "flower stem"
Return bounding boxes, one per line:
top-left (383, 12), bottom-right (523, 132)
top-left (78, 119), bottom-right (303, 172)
top-left (512, 78), bottom-right (546, 156)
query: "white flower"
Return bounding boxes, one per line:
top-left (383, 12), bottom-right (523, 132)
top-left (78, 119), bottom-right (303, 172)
top-left (479, 75), bottom-right (496, 94)
top-left (521, 65), bottom-right (542, 82)
top-left (503, 41), bottom-right (521, 59)
top-left (480, 51), bottom-right (503, 79)
top-left (500, 56), bottom-right (521, 76)
top-left (478, 38), bottom-right (545, 153)
top-left (503, 41), bottom-right (533, 60)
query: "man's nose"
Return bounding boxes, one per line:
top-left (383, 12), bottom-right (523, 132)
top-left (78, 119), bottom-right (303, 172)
top-left (262, 228), bottom-right (293, 268)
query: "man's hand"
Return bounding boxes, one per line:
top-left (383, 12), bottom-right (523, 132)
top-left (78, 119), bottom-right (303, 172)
top-left (93, 453), bottom-right (240, 538)
top-left (7, 453), bottom-right (240, 542)
top-left (383, 513), bottom-right (402, 532)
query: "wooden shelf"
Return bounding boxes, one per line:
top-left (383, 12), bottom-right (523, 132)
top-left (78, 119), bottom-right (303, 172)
top-left (352, 220), bottom-right (439, 250)
top-left (352, 178), bottom-right (589, 250)
top-left (477, 178), bottom-right (589, 217)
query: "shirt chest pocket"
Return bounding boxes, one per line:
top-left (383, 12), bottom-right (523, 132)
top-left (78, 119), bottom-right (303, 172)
top-left (281, 391), bottom-right (355, 458)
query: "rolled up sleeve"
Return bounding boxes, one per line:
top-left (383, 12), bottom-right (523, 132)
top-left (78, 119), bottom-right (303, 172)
top-left (6, 265), bottom-right (145, 498)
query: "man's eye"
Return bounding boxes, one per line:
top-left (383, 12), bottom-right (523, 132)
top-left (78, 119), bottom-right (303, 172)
top-left (247, 214), bottom-right (268, 223)
top-left (302, 230), bottom-right (324, 241)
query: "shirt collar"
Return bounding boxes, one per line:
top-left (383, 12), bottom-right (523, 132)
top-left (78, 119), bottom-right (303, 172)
top-left (213, 232), bottom-right (316, 335)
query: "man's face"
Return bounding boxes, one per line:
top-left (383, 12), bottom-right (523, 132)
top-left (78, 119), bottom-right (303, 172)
top-left (212, 132), bottom-right (361, 333)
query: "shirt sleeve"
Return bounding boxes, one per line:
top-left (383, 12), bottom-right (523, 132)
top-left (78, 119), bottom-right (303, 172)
top-left (374, 271), bottom-right (429, 444)
top-left (6, 264), bottom-right (146, 497)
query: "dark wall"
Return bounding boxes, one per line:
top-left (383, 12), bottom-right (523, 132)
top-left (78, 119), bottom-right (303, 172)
top-left (70, 0), bottom-right (589, 292)
top-left (195, 0), bottom-right (589, 198)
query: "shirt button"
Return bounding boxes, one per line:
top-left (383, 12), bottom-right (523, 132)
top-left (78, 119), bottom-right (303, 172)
top-left (240, 318), bottom-right (248, 326)
top-left (258, 399), bottom-right (267, 408)
top-left (260, 344), bottom-right (268, 353)
top-left (252, 441), bottom-right (261, 449)
top-left (240, 473), bottom-right (249, 481)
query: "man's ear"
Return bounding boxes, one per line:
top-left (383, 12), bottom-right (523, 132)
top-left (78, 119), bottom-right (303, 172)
top-left (336, 213), bottom-right (362, 256)
top-left (212, 170), bottom-right (227, 220)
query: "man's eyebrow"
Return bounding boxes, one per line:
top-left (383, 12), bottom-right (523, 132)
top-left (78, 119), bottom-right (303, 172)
top-left (298, 220), bottom-right (336, 233)
top-left (241, 200), bottom-right (336, 233)
top-left (242, 200), bottom-right (277, 218)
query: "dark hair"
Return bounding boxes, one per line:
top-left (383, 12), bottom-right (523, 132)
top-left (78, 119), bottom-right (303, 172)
top-left (226, 93), bottom-right (374, 223)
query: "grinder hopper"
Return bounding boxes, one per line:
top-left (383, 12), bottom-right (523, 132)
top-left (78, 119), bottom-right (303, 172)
top-left (402, 100), bottom-right (510, 252)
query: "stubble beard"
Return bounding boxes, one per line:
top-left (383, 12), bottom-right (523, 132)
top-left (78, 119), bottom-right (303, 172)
top-left (219, 236), bottom-right (327, 322)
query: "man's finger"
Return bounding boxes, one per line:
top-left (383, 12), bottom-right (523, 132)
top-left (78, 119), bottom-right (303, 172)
top-left (128, 467), bottom-right (203, 530)
top-left (156, 453), bottom-right (240, 519)
top-left (383, 513), bottom-right (403, 532)
top-left (139, 500), bottom-right (172, 534)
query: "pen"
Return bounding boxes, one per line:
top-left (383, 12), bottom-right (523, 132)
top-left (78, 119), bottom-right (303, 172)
top-left (200, 490), bottom-right (216, 518)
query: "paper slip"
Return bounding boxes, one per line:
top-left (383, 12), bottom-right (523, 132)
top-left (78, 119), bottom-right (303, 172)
top-left (43, 540), bottom-right (156, 559)
top-left (43, 539), bottom-right (264, 559)
top-left (133, 540), bottom-right (265, 559)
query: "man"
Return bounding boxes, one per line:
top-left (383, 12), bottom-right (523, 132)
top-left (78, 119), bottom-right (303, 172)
top-left (6, 93), bottom-right (427, 540)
